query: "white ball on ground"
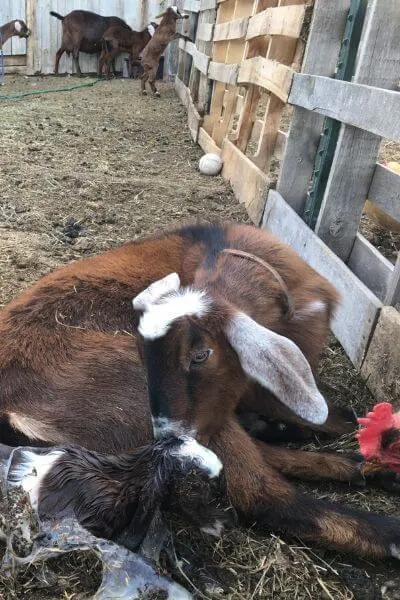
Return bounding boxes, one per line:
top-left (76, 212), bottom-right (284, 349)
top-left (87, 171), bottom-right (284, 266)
top-left (199, 153), bottom-right (223, 176)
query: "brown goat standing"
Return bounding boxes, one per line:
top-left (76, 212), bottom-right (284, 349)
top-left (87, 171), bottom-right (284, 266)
top-left (0, 222), bottom-right (400, 561)
top-left (141, 6), bottom-right (189, 96)
top-left (98, 23), bottom-right (158, 79)
top-left (0, 20), bottom-right (30, 47)
top-left (50, 10), bottom-right (131, 76)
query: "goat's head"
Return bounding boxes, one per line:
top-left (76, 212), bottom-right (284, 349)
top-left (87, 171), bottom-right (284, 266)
top-left (133, 273), bottom-right (328, 443)
top-left (13, 20), bottom-right (30, 38)
top-left (155, 6), bottom-right (189, 20)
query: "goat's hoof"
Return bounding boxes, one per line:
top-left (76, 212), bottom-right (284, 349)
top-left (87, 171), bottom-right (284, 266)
top-left (154, 91), bottom-right (161, 98)
top-left (141, 90), bottom-right (147, 96)
top-left (359, 461), bottom-right (400, 493)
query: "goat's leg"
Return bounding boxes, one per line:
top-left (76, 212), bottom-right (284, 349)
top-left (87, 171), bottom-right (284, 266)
top-left (148, 68), bottom-right (159, 97)
top-left (72, 47), bottom-right (82, 76)
top-left (240, 388), bottom-right (357, 440)
top-left (208, 420), bottom-right (400, 560)
top-left (98, 50), bottom-right (106, 77)
top-left (54, 46), bottom-right (66, 75)
top-left (256, 442), bottom-right (400, 492)
top-left (141, 69), bottom-right (148, 95)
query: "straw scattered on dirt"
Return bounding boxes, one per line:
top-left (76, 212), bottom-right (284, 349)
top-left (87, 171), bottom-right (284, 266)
top-left (0, 76), bottom-right (399, 599)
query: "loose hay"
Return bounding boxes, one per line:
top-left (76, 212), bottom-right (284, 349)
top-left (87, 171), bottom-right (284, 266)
top-left (0, 76), bottom-right (399, 599)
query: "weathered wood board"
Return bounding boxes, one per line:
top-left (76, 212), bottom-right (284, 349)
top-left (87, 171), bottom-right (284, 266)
top-left (263, 191), bottom-right (382, 367)
top-left (277, 0), bottom-right (351, 214)
top-left (368, 163), bottom-right (400, 224)
top-left (221, 139), bottom-right (268, 224)
top-left (289, 74), bottom-right (400, 143)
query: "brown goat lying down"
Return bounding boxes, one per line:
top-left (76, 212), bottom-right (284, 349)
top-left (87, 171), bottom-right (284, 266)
top-left (0, 221), bottom-right (400, 560)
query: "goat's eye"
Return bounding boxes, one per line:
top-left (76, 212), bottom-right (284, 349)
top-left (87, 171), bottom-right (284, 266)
top-left (190, 349), bottom-right (212, 365)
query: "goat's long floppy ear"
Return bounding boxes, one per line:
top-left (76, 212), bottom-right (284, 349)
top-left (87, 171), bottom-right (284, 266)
top-left (133, 273), bottom-right (180, 311)
top-left (226, 312), bottom-right (328, 425)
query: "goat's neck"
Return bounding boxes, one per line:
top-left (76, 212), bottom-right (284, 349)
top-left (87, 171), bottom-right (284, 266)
top-left (0, 22), bottom-right (17, 46)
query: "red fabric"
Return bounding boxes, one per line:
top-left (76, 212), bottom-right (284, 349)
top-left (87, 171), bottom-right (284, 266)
top-left (357, 403), bottom-right (400, 472)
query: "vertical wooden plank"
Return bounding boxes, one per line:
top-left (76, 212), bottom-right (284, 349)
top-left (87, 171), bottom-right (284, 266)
top-left (277, 0), bottom-right (350, 213)
top-left (202, 0), bottom-right (236, 135)
top-left (197, 9), bottom-right (216, 111)
top-left (385, 253), bottom-right (400, 307)
top-left (251, 0), bottom-right (305, 172)
top-left (315, 0), bottom-right (400, 262)
top-left (25, 0), bottom-right (37, 75)
top-left (235, 0), bottom-right (276, 152)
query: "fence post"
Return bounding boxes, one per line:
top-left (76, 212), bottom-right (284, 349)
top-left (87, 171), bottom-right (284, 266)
top-left (314, 0), bottom-right (400, 262)
top-left (276, 0), bottom-right (350, 214)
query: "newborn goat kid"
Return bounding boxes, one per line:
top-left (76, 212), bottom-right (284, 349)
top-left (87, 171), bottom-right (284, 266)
top-left (141, 6), bottom-right (189, 96)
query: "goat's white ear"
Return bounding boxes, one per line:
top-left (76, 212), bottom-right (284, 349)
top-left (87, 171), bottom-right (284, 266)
top-left (133, 273), bottom-right (180, 311)
top-left (226, 313), bottom-right (328, 425)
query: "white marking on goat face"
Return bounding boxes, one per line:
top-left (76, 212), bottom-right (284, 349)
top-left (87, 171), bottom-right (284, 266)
top-left (14, 20), bottom-right (22, 33)
top-left (172, 436), bottom-right (222, 479)
top-left (147, 24), bottom-right (156, 36)
top-left (9, 450), bottom-right (64, 510)
top-left (390, 544), bottom-right (400, 560)
top-left (133, 272), bottom-right (181, 311)
top-left (138, 288), bottom-right (210, 340)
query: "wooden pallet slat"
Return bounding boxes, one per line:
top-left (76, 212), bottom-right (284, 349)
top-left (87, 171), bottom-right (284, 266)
top-left (200, 0), bottom-right (217, 8)
top-left (385, 253), bottom-right (400, 306)
top-left (289, 74), bottom-right (400, 143)
top-left (221, 139), bottom-right (268, 224)
top-left (263, 191), bottom-right (382, 367)
top-left (182, 0), bottom-right (201, 13)
top-left (198, 127), bottom-right (222, 155)
top-left (175, 75), bottom-right (190, 107)
top-left (238, 55), bottom-right (294, 103)
top-left (213, 16), bottom-right (249, 41)
top-left (367, 163), bottom-right (400, 224)
top-left (246, 4), bottom-right (306, 40)
top-left (196, 22), bottom-right (214, 41)
top-left (208, 60), bottom-right (239, 84)
top-left (348, 233), bottom-right (394, 302)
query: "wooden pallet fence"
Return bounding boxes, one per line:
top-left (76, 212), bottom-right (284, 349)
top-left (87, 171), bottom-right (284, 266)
top-left (176, 0), bottom-right (399, 385)
top-left (175, 0), bottom-right (308, 223)
top-left (264, 0), bottom-right (400, 378)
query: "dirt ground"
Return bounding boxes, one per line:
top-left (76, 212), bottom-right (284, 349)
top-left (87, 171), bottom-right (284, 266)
top-left (0, 76), bottom-right (399, 599)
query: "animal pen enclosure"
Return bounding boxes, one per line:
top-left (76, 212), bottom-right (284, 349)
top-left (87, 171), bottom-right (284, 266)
top-left (175, 0), bottom-right (400, 400)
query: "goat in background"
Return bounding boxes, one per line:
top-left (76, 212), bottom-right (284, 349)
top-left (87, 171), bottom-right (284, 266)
top-left (0, 20), bottom-right (30, 47)
top-left (141, 6), bottom-right (190, 96)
